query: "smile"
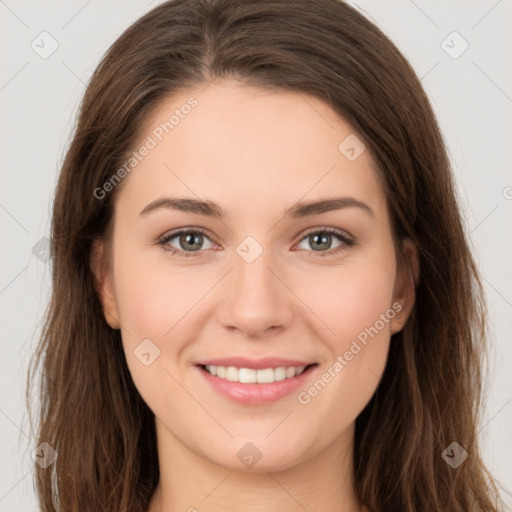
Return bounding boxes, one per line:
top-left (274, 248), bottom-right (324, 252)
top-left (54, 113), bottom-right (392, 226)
top-left (195, 359), bottom-right (318, 404)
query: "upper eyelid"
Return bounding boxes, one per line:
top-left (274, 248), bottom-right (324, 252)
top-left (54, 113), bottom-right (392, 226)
top-left (298, 226), bottom-right (353, 241)
top-left (159, 227), bottom-right (217, 245)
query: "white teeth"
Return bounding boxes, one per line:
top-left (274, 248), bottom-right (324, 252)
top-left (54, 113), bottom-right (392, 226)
top-left (256, 368), bottom-right (274, 384)
top-left (203, 364), bottom-right (309, 383)
top-left (274, 367), bottom-right (287, 381)
top-left (206, 365), bottom-right (217, 376)
top-left (238, 368), bottom-right (256, 383)
top-left (225, 366), bottom-right (238, 382)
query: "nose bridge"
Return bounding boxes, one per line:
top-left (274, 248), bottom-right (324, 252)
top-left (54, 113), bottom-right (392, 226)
top-left (235, 239), bottom-right (274, 291)
top-left (217, 234), bottom-right (293, 337)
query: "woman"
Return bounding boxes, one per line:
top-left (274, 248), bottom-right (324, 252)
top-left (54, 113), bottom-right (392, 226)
top-left (27, 0), bottom-right (503, 510)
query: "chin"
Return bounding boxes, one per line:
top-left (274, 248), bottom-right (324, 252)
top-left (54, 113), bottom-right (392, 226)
top-left (199, 434), bottom-right (316, 473)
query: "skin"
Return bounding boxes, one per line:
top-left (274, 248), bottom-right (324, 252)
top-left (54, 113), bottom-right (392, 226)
top-left (92, 79), bottom-right (419, 512)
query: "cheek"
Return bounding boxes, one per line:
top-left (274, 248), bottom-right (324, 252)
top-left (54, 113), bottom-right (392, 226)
top-left (299, 256), bottom-right (396, 349)
top-left (112, 248), bottom-right (209, 341)
top-left (111, 252), bottom-right (203, 413)
top-left (294, 256), bottom-right (396, 427)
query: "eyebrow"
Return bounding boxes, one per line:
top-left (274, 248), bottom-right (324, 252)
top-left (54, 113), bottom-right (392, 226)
top-left (139, 196), bottom-right (374, 219)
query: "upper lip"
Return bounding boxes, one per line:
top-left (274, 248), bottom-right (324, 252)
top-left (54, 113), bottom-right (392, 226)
top-left (196, 357), bottom-right (315, 370)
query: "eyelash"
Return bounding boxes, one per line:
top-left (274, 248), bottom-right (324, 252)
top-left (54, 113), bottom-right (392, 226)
top-left (157, 227), bottom-right (355, 258)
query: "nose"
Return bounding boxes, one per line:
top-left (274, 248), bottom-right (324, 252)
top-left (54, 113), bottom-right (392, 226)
top-left (216, 245), bottom-right (294, 339)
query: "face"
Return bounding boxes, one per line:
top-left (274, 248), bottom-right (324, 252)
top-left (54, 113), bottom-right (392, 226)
top-left (93, 79), bottom-right (417, 472)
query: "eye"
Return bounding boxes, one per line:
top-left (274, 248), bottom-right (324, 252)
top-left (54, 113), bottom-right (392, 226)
top-left (157, 228), bottom-right (216, 257)
top-left (157, 226), bottom-right (355, 258)
top-left (294, 227), bottom-right (355, 257)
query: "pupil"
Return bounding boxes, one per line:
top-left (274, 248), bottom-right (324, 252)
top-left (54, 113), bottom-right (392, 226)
top-left (181, 233), bottom-right (202, 251)
top-left (310, 233), bottom-right (331, 251)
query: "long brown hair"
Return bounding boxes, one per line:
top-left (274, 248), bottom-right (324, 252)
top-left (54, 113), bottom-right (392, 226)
top-left (27, 0), bottom-right (503, 510)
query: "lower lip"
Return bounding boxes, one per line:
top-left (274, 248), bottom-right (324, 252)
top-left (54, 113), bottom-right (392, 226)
top-left (196, 365), bottom-right (317, 405)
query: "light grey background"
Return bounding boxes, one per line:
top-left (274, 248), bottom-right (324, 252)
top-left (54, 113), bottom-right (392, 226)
top-left (1, 1), bottom-right (511, 510)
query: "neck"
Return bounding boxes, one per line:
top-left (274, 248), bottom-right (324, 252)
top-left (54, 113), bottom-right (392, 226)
top-left (148, 419), bottom-right (364, 512)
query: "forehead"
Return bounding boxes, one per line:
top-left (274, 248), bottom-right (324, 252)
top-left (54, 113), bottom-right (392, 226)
top-left (116, 80), bottom-right (387, 222)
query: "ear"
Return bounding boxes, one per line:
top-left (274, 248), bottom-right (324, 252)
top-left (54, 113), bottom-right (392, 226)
top-left (90, 239), bottom-right (121, 329)
top-left (391, 237), bottom-right (420, 334)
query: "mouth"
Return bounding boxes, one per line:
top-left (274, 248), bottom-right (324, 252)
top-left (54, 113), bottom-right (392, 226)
top-left (195, 359), bottom-right (318, 404)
